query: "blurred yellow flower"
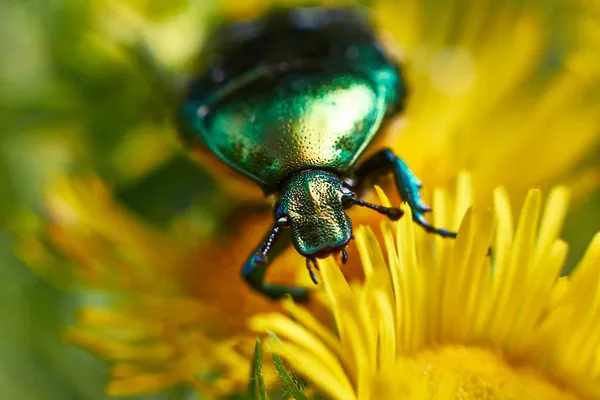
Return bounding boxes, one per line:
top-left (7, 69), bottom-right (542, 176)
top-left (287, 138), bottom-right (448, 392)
top-left (251, 179), bottom-right (600, 399)
top-left (17, 177), bottom-right (261, 396)
top-left (370, 0), bottom-right (600, 205)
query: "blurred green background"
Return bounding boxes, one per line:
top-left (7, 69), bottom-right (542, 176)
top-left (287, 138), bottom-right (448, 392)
top-left (0, 1), bottom-right (598, 399)
top-left (0, 1), bottom-right (221, 399)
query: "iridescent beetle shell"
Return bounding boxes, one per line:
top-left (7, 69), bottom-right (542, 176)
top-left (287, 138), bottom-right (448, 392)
top-left (180, 7), bottom-right (405, 192)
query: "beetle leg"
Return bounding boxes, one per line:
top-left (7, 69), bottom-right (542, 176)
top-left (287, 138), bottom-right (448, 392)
top-left (241, 223), bottom-right (309, 302)
top-left (353, 148), bottom-right (457, 238)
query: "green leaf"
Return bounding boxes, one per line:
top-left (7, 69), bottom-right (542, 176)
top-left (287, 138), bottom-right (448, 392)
top-left (247, 338), bottom-right (267, 400)
top-left (272, 353), bottom-right (308, 400)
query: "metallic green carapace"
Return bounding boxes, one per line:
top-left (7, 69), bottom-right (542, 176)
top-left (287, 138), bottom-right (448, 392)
top-left (194, 72), bottom-right (396, 188)
top-left (179, 7), bottom-right (456, 301)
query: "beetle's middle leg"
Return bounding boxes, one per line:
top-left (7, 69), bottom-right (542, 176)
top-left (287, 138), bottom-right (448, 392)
top-left (241, 223), bottom-right (310, 302)
top-left (352, 148), bottom-right (457, 238)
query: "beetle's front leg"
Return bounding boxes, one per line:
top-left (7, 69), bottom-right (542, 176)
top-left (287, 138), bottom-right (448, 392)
top-left (353, 148), bottom-right (456, 238)
top-left (241, 223), bottom-right (309, 302)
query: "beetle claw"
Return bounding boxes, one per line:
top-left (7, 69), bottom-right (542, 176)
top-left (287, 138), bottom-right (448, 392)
top-left (418, 205), bottom-right (432, 213)
top-left (341, 249), bottom-right (349, 264)
top-left (386, 207), bottom-right (404, 220)
top-left (306, 258), bottom-right (319, 285)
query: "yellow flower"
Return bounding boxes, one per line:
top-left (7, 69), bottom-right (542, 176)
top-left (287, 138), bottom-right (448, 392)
top-left (374, 0), bottom-right (600, 202)
top-left (17, 177), bottom-right (262, 397)
top-left (251, 177), bottom-right (600, 399)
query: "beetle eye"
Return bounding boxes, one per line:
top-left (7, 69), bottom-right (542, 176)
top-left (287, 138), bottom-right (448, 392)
top-left (276, 215), bottom-right (291, 227)
top-left (341, 184), bottom-right (354, 195)
top-left (273, 202), bottom-right (291, 227)
top-left (341, 194), bottom-right (355, 210)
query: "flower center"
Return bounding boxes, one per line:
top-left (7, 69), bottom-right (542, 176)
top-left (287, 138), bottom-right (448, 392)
top-left (375, 345), bottom-right (578, 399)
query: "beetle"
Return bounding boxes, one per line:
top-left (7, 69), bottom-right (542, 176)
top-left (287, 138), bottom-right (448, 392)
top-left (179, 6), bottom-right (456, 301)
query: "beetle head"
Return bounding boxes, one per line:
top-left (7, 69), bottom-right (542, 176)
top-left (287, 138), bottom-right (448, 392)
top-left (277, 170), bottom-right (352, 261)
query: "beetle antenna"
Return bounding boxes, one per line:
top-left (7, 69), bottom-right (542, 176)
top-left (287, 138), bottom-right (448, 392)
top-left (342, 195), bottom-right (403, 221)
top-left (255, 220), bottom-right (287, 264)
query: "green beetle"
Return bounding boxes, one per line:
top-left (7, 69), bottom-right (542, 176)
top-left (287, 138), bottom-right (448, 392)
top-left (179, 7), bottom-right (456, 301)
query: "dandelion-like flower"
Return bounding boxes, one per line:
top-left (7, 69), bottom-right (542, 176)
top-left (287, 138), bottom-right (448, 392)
top-left (251, 177), bottom-right (600, 399)
top-left (17, 177), bottom-right (258, 397)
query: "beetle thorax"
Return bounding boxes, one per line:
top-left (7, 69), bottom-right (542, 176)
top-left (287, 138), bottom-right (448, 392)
top-left (278, 170), bottom-right (352, 257)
